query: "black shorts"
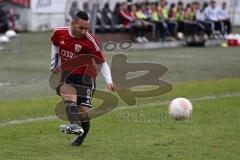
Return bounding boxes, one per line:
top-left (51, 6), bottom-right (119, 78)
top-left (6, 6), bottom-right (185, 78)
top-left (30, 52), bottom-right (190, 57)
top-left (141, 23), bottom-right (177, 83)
top-left (56, 72), bottom-right (95, 107)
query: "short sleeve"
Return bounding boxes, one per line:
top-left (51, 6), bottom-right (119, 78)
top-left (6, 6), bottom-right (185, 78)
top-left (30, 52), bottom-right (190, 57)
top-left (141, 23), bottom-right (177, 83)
top-left (51, 29), bottom-right (59, 46)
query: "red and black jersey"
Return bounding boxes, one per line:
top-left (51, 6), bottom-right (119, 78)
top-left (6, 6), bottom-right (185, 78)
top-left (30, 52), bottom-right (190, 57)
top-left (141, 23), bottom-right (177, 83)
top-left (51, 27), bottom-right (105, 79)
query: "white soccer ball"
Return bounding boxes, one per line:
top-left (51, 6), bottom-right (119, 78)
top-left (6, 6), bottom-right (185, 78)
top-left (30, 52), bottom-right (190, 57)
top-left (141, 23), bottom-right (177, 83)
top-left (0, 35), bottom-right (10, 43)
top-left (177, 32), bottom-right (184, 39)
top-left (5, 30), bottom-right (17, 38)
top-left (168, 98), bottom-right (193, 121)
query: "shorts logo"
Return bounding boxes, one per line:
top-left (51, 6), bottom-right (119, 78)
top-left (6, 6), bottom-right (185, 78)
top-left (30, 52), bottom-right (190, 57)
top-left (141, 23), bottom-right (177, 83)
top-left (86, 89), bottom-right (92, 99)
top-left (86, 99), bottom-right (90, 104)
top-left (75, 44), bottom-right (82, 53)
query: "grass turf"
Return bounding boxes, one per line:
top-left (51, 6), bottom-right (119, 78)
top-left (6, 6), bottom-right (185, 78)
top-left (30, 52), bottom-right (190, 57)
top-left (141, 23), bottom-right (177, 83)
top-left (1, 30), bottom-right (240, 160)
top-left (1, 32), bottom-right (240, 101)
top-left (0, 78), bottom-right (239, 160)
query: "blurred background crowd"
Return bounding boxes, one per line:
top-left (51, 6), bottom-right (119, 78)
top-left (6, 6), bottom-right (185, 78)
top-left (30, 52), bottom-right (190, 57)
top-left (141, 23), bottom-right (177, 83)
top-left (115, 0), bottom-right (232, 42)
top-left (0, 3), bottom-right (22, 32)
top-left (0, 0), bottom-right (238, 44)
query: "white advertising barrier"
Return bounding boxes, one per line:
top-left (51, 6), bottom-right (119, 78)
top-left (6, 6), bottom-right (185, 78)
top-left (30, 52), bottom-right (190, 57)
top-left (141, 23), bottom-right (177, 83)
top-left (229, 0), bottom-right (240, 25)
top-left (29, 0), bottom-right (67, 31)
top-left (31, 0), bottom-right (67, 13)
top-left (28, 13), bottom-right (66, 31)
top-left (28, 0), bottom-right (240, 31)
top-left (28, 0), bottom-right (91, 31)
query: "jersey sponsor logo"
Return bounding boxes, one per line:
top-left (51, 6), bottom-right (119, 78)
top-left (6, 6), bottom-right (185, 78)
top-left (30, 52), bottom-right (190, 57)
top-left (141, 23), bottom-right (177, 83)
top-left (75, 44), bottom-right (82, 53)
top-left (61, 50), bottom-right (76, 59)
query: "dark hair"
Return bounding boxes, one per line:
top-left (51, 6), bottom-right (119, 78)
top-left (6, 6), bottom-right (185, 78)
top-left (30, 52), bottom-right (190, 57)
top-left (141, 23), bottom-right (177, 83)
top-left (75, 10), bottom-right (89, 20)
top-left (210, 0), bottom-right (216, 4)
top-left (170, 3), bottom-right (176, 8)
top-left (177, 1), bottom-right (183, 6)
top-left (202, 2), bottom-right (209, 10)
top-left (104, 2), bottom-right (109, 9)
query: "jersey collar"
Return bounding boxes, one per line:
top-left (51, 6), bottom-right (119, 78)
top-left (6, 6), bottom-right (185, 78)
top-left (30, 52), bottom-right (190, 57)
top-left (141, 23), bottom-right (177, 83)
top-left (68, 27), bottom-right (86, 39)
top-left (68, 27), bottom-right (76, 38)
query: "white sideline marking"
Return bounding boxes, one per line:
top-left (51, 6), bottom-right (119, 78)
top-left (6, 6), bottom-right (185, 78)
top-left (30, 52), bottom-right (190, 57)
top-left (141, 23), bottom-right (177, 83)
top-left (116, 92), bottom-right (240, 110)
top-left (0, 116), bottom-right (56, 128)
top-left (0, 92), bottom-right (240, 128)
top-left (0, 82), bottom-right (18, 87)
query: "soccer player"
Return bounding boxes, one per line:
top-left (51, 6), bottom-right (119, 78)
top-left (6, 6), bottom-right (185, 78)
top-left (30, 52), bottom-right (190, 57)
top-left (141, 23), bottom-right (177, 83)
top-left (118, 2), bottom-right (148, 43)
top-left (218, 2), bottom-right (232, 35)
top-left (176, 1), bottom-right (185, 35)
top-left (195, 1), bottom-right (212, 37)
top-left (184, 1), bottom-right (197, 36)
top-left (204, 0), bottom-right (224, 35)
top-left (158, 0), bottom-right (177, 39)
top-left (50, 10), bottom-right (115, 146)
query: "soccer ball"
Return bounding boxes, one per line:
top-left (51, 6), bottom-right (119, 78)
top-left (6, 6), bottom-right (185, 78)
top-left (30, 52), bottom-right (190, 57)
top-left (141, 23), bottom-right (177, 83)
top-left (0, 35), bottom-right (10, 43)
top-left (5, 30), bottom-right (17, 38)
top-left (168, 98), bottom-right (193, 121)
top-left (177, 32), bottom-right (184, 40)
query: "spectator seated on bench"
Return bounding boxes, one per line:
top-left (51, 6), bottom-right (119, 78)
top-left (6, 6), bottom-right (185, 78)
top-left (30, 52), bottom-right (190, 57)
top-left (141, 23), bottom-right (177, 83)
top-left (118, 2), bottom-right (149, 43)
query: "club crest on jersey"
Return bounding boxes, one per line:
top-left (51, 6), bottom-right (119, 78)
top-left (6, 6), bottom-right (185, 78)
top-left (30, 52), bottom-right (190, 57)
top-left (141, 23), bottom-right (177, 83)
top-left (75, 44), bottom-right (82, 53)
top-left (60, 41), bottom-right (65, 45)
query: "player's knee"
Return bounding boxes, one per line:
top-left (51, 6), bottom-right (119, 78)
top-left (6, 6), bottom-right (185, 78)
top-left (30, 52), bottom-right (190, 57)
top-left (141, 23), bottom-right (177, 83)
top-left (60, 84), bottom-right (77, 94)
top-left (62, 94), bottom-right (77, 102)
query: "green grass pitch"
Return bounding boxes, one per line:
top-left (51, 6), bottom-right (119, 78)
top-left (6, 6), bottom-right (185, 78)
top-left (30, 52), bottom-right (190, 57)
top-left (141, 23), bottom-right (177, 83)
top-left (0, 31), bottom-right (240, 160)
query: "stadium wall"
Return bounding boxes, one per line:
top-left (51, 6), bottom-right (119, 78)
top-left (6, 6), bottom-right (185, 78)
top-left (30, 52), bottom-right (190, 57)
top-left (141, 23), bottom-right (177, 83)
top-left (5, 0), bottom-right (240, 31)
